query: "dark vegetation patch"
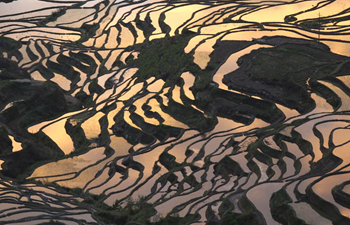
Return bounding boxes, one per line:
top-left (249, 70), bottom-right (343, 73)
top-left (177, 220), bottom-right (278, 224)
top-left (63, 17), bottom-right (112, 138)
top-left (0, 80), bottom-right (68, 178)
top-left (0, 0), bottom-right (15, 3)
top-left (130, 32), bottom-right (199, 86)
top-left (1, 10), bottom-right (350, 223)
top-left (38, 8), bottom-right (67, 26)
top-left (46, 185), bottom-right (199, 225)
top-left (222, 37), bottom-right (350, 113)
top-left (0, 37), bottom-right (27, 79)
top-left (78, 23), bottom-right (100, 43)
top-left (1, 132), bottom-right (64, 178)
top-left (270, 189), bottom-right (308, 225)
top-left (0, 37), bottom-right (76, 178)
top-left (0, 36), bottom-right (21, 54)
top-left (0, 81), bottom-right (67, 128)
top-left (120, 33), bottom-right (288, 129)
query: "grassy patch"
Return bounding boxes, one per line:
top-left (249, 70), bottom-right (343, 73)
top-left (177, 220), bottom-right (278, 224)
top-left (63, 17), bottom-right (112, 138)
top-left (38, 8), bottom-right (67, 26)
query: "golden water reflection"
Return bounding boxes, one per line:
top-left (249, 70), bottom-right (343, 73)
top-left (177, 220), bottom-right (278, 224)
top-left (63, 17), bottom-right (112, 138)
top-left (2, 0), bottom-right (350, 224)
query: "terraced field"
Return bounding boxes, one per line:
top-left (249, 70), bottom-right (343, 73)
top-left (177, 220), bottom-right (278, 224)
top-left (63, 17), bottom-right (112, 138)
top-left (1, 0), bottom-right (350, 224)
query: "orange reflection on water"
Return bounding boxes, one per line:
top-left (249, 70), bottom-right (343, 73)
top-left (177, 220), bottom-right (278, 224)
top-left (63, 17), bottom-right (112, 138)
top-left (9, 136), bottom-right (22, 152)
top-left (240, 1), bottom-right (316, 23)
top-left (312, 173), bottom-right (350, 218)
top-left (164, 4), bottom-right (208, 36)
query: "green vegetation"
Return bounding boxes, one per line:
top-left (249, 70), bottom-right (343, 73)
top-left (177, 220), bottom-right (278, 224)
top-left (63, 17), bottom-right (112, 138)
top-left (1, 81), bottom-right (67, 128)
top-left (270, 189), bottom-right (308, 225)
top-left (65, 118), bottom-right (91, 153)
top-left (223, 40), bottom-right (350, 113)
top-left (38, 8), bottom-right (67, 26)
top-left (89, 79), bottom-right (104, 94)
top-left (38, 220), bottom-right (66, 225)
top-left (1, 131), bottom-right (64, 178)
top-left (0, 80), bottom-right (68, 178)
top-left (248, 44), bottom-right (345, 83)
top-left (214, 156), bottom-right (247, 181)
top-left (94, 198), bottom-right (199, 225)
top-left (130, 32), bottom-right (199, 86)
top-left (0, 58), bottom-right (30, 80)
top-left (0, 36), bottom-right (21, 55)
top-left (236, 195), bottom-right (265, 225)
top-left (160, 98), bottom-right (217, 132)
top-left (0, 126), bottom-right (12, 155)
top-left (309, 80), bottom-right (341, 110)
top-left (2, 2), bottom-right (350, 225)
top-left (78, 23), bottom-right (100, 43)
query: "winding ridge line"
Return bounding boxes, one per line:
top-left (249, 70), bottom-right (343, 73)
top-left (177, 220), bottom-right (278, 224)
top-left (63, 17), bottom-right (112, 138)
top-left (1, 0), bottom-right (350, 225)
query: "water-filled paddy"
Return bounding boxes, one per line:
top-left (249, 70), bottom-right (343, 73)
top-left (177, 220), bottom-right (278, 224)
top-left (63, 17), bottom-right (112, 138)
top-left (1, 0), bottom-right (350, 224)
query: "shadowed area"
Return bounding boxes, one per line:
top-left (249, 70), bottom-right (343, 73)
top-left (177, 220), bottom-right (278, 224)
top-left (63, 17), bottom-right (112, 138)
top-left (1, 0), bottom-right (350, 225)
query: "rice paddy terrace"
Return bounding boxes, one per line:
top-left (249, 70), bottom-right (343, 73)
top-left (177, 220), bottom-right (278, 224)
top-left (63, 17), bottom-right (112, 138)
top-left (1, 0), bottom-right (350, 224)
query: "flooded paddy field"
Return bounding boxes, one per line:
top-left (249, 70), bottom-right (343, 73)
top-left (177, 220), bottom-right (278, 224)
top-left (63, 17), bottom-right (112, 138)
top-left (1, 0), bottom-right (350, 224)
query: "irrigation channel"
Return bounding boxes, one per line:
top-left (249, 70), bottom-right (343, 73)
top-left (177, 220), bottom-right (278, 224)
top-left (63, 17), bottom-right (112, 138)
top-left (1, 0), bottom-right (350, 224)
